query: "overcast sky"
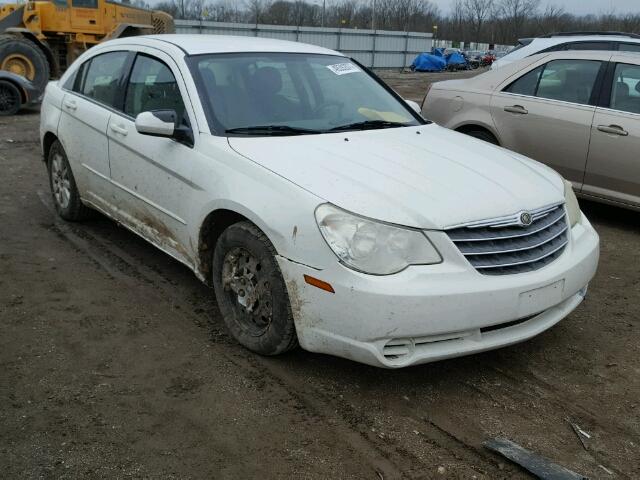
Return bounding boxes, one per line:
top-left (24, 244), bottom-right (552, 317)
top-left (432, 0), bottom-right (637, 16)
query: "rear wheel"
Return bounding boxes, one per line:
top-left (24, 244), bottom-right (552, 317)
top-left (0, 34), bottom-right (50, 91)
top-left (212, 221), bottom-right (298, 356)
top-left (47, 140), bottom-right (92, 221)
top-left (0, 80), bottom-right (21, 116)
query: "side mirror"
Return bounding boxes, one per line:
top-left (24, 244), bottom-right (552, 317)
top-left (405, 99), bottom-right (422, 115)
top-left (135, 110), bottom-right (176, 137)
top-left (135, 110), bottom-right (194, 147)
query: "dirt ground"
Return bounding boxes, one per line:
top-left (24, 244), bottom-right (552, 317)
top-left (376, 68), bottom-right (487, 103)
top-left (1, 71), bottom-right (639, 479)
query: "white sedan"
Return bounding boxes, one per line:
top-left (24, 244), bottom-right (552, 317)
top-left (40, 35), bottom-right (599, 368)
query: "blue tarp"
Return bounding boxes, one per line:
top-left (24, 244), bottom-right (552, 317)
top-left (446, 51), bottom-right (466, 65)
top-left (410, 53), bottom-right (446, 72)
top-left (411, 49), bottom-right (468, 71)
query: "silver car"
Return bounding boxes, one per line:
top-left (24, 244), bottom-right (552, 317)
top-left (423, 50), bottom-right (640, 210)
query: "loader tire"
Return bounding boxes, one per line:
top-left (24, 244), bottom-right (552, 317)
top-left (0, 34), bottom-right (50, 91)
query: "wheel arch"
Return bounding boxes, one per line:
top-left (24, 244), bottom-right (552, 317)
top-left (196, 206), bottom-right (283, 285)
top-left (454, 123), bottom-right (501, 145)
top-left (0, 76), bottom-right (27, 104)
top-left (41, 131), bottom-right (58, 163)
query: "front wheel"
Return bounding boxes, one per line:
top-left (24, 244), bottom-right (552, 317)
top-left (212, 221), bottom-right (298, 356)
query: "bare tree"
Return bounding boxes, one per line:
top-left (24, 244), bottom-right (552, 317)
top-left (206, 0), bottom-right (243, 22)
top-left (497, 0), bottom-right (540, 42)
top-left (463, 0), bottom-right (493, 44)
top-left (536, 5), bottom-right (569, 35)
top-left (149, 0), bottom-right (640, 48)
top-left (246, 0), bottom-right (272, 24)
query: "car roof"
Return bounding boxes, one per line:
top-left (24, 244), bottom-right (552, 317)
top-left (532, 50), bottom-right (619, 61)
top-left (531, 35), bottom-right (640, 46)
top-left (540, 31), bottom-right (640, 39)
top-left (130, 34), bottom-right (344, 56)
top-left (436, 50), bottom-right (640, 91)
top-left (527, 49), bottom-right (640, 64)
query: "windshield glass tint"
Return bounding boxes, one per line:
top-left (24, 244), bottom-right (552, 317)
top-left (189, 53), bottom-right (420, 134)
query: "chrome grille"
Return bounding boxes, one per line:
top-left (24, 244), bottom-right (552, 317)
top-left (446, 204), bottom-right (568, 275)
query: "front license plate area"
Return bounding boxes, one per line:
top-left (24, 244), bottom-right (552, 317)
top-left (518, 279), bottom-right (565, 318)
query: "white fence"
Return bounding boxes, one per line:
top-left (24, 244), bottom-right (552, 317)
top-left (175, 20), bottom-right (433, 68)
top-left (433, 39), bottom-right (512, 52)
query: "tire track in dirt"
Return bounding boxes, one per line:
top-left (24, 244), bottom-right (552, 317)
top-left (35, 190), bottom-right (527, 478)
top-left (39, 192), bottom-right (627, 478)
top-left (36, 191), bottom-right (412, 479)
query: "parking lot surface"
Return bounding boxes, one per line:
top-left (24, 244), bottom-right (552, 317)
top-left (377, 68), bottom-right (485, 103)
top-left (1, 72), bottom-right (639, 478)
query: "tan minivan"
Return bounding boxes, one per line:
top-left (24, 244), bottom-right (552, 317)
top-left (422, 50), bottom-right (640, 210)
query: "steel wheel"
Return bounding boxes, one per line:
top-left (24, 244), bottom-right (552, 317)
top-left (50, 151), bottom-right (72, 210)
top-left (213, 221), bottom-right (298, 355)
top-left (0, 35), bottom-right (50, 91)
top-left (1, 52), bottom-right (35, 80)
top-left (221, 247), bottom-right (273, 336)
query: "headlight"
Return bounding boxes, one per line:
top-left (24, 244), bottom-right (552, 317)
top-left (315, 204), bottom-right (441, 275)
top-left (564, 179), bottom-right (581, 227)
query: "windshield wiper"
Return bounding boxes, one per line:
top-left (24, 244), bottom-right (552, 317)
top-left (328, 120), bottom-right (411, 132)
top-left (225, 125), bottom-right (321, 136)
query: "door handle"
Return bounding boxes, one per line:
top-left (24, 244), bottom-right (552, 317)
top-left (63, 99), bottom-right (77, 111)
top-left (110, 124), bottom-right (128, 136)
top-left (597, 124), bottom-right (628, 136)
top-left (504, 105), bottom-right (528, 114)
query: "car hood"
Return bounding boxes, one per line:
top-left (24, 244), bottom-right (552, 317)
top-left (227, 124), bottom-right (564, 230)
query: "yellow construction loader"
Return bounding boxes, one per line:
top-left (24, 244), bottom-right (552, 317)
top-left (0, 0), bottom-right (174, 91)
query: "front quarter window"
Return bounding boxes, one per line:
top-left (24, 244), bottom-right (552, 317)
top-left (188, 53), bottom-right (422, 135)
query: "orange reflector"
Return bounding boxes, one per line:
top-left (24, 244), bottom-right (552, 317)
top-left (303, 274), bottom-right (335, 293)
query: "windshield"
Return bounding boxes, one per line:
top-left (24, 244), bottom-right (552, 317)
top-left (188, 53), bottom-right (422, 135)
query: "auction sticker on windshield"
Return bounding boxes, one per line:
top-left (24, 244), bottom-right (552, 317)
top-left (326, 62), bottom-right (361, 75)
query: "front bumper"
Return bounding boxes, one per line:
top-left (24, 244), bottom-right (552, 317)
top-left (277, 214), bottom-right (599, 368)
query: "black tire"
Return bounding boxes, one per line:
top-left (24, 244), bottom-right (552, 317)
top-left (47, 140), bottom-right (92, 221)
top-left (463, 128), bottom-right (499, 145)
top-left (0, 79), bottom-right (21, 116)
top-left (212, 221), bottom-right (298, 356)
top-left (0, 34), bottom-right (50, 91)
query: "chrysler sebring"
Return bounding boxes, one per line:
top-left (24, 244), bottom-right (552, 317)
top-left (40, 35), bottom-right (599, 368)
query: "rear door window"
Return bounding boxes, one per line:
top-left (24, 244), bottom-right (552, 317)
top-left (504, 59), bottom-right (602, 105)
top-left (565, 41), bottom-right (613, 51)
top-left (81, 51), bottom-right (129, 109)
top-left (504, 66), bottom-right (543, 96)
top-left (609, 63), bottom-right (640, 114)
top-left (619, 43), bottom-right (640, 52)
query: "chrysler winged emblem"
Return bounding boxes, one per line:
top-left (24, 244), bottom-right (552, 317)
top-left (519, 211), bottom-right (532, 226)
